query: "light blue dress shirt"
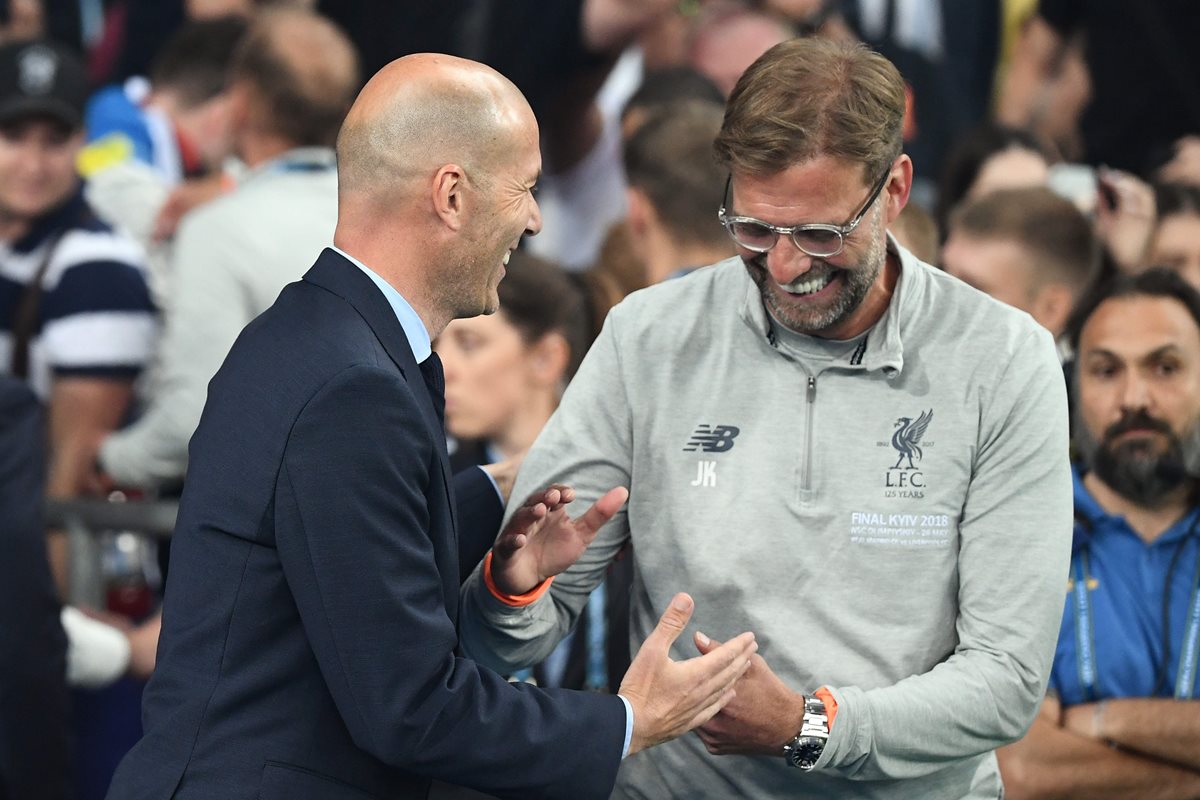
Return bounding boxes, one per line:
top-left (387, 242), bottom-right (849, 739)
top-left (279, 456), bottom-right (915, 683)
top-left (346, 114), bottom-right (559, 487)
top-left (331, 246), bottom-right (635, 758)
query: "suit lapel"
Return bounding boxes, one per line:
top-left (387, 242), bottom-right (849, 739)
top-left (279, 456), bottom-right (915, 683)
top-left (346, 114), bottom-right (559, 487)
top-left (302, 248), bottom-right (460, 539)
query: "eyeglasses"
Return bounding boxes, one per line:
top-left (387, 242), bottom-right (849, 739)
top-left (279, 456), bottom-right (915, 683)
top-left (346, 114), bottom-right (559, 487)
top-left (717, 167), bottom-right (892, 258)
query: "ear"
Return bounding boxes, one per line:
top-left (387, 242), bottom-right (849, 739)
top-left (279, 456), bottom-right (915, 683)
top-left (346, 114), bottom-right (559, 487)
top-left (1031, 283), bottom-right (1075, 338)
top-left (529, 332), bottom-right (570, 387)
top-left (226, 82), bottom-right (252, 130)
top-left (626, 186), bottom-right (654, 236)
top-left (882, 154), bottom-right (914, 226)
top-left (203, 91), bottom-right (235, 129)
top-left (432, 163), bottom-right (468, 231)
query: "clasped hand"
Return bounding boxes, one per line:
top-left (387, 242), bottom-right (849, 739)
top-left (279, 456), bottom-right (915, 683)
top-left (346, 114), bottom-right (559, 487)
top-left (693, 633), bottom-right (807, 756)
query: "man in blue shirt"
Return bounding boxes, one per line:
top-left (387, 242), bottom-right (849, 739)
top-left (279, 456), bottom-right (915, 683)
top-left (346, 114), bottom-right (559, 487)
top-left (999, 268), bottom-right (1200, 799)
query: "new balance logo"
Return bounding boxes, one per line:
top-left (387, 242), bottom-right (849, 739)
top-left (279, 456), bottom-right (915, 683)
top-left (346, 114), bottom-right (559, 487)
top-left (683, 424), bottom-right (740, 453)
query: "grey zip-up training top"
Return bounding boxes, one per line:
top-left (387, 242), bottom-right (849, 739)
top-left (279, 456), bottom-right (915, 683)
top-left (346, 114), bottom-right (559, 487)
top-left (460, 241), bottom-right (1073, 799)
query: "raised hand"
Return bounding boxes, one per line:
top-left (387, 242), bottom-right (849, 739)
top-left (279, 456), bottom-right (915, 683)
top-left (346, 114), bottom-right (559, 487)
top-left (489, 485), bottom-right (628, 595)
top-left (693, 632), bottom-right (806, 756)
top-left (619, 594), bottom-right (757, 756)
top-left (1094, 168), bottom-right (1156, 271)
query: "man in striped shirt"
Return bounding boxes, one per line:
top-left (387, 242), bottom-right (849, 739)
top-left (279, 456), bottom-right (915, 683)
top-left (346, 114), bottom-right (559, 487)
top-left (0, 40), bottom-right (157, 591)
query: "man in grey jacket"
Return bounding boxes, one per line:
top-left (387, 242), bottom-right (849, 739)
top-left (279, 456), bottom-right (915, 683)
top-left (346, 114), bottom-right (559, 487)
top-left (96, 8), bottom-right (359, 490)
top-left (461, 37), bottom-right (1073, 799)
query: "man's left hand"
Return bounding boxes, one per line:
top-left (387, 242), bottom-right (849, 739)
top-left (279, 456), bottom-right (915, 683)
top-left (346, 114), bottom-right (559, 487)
top-left (694, 633), bottom-right (806, 756)
top-left (490, 485), bottom-right (628, 595)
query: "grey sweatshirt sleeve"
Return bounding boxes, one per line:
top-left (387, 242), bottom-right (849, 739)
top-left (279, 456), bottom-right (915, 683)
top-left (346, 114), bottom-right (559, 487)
top-left (100, 209), bottom-right (249, 488)
top-left (458, 315), bottom-right (634, 672)
top-left (816, 327), bottom-right (1073, 780)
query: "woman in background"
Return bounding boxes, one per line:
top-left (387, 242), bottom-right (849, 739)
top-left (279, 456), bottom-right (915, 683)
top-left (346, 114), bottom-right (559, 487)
top-left (437, 250), bottom-right (588, 471)
top-left (436, 249), bottom-right (626, 700)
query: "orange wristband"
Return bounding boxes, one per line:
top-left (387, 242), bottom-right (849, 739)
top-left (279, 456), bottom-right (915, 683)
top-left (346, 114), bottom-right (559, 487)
top-left (814, 687), bottom-right (838, 730)
top-left (483, 552), bottom-right (554, 607)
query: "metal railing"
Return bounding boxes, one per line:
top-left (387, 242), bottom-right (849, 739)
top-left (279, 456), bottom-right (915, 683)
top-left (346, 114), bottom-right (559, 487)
top-left (45, 495), bottom-right (178, 610)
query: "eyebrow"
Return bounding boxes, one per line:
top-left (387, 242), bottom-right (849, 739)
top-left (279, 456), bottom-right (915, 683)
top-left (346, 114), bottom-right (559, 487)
top-left (1085, 344), bottom-right (1184, 361)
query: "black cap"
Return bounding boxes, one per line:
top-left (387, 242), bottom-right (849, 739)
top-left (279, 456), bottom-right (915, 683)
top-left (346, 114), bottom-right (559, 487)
top-left (0, 40), bottom-right (88, 129)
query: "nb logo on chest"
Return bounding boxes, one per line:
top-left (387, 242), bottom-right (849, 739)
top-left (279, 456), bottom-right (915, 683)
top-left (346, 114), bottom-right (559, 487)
top-left (683, 424), bottom-right (740, 453)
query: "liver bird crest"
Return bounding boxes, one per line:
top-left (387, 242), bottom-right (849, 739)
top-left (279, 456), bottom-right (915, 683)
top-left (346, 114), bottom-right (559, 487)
top-left (891, 409), bottom-right (933, 470)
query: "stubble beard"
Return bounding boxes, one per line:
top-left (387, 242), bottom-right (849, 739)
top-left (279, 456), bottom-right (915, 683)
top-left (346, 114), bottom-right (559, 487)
top-left (749, 205), bottom-right (886, 336)
top-left (443, 222), bottom-right (504, 321)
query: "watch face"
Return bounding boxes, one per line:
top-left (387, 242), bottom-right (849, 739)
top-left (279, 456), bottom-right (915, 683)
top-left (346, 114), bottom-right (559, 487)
top-left (789, 737), bottom-right (824, 769)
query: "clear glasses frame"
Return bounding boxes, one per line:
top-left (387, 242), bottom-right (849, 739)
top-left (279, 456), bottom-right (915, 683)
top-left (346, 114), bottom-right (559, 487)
top-left (717, 167), bottom-right (892, 258)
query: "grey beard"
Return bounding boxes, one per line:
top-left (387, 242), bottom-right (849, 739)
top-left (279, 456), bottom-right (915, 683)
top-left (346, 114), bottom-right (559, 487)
top-left (1074, 407), bottom-right (1200, 508)
top-left (746, 205), bottom-right (886, 335)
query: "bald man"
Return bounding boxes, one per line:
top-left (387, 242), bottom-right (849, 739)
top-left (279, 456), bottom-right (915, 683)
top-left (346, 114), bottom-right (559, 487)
top-left (106, 55), bottom-right (755, 800)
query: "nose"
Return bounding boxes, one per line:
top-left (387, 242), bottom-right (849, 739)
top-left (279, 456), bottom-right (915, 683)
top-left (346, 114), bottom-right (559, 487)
top-left (526, 196), bottom-right (543, 237)
top-left (765, 237), bottom-right (818, 285)
top-left (13, 137), bottom-right (47, 175)
top-left (1119, 372), bottom-right (1151, 412)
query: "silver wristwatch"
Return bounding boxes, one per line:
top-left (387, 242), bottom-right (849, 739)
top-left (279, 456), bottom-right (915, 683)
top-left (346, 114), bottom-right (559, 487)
top-left (782, 695), bottom-right (829, 770)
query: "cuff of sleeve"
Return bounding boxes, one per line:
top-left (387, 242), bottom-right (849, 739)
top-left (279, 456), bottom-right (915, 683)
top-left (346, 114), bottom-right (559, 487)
top-left (618, 694), bottom-right (634, 758)
top-left (483, 551), bottom-right (554, 607)
top-left (61, 606), bottom-right (131, 689)
top-left (814, 686), bottom-right (839, 730)
top-left (478, 465), bottom-right (504, 505)
top-left (812, 684), bottom-right (864, 772)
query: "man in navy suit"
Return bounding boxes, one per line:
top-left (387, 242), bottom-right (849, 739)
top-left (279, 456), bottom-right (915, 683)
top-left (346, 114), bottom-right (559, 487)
top-left (106, 53), bottom-right (756, 800)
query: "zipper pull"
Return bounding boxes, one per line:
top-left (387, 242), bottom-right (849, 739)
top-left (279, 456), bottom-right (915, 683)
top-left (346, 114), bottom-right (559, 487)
top-left (807, 375), bottom-right (816, 403)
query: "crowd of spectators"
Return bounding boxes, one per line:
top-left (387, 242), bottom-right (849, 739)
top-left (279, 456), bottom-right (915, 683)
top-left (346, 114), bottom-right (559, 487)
top-left (0, 1), bottom-right (1198, 798)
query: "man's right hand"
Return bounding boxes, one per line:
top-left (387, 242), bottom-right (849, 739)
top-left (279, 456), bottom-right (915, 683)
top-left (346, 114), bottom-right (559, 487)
top-left (619, 593), bottom-right (756, 756)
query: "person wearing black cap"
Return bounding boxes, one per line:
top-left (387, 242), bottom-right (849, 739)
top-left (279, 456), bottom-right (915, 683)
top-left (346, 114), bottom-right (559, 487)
top-left (0, 40), bottom-right (157, 593)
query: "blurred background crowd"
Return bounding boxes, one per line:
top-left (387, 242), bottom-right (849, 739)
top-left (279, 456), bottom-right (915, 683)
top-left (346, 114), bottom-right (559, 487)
top-left (1, 0), bottom-right (1197, 798)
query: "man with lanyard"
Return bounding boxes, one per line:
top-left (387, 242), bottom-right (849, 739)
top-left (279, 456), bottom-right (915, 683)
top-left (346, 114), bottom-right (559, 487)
top-left (95, 7), bottom-right (359, 493)
top-left (86, 10), bottom-right (359, 694)
top-left (998, 268), bottom-right (1200, 799)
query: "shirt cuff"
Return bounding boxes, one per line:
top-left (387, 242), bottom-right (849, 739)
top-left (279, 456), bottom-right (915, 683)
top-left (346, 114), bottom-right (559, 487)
top-left (618, 694), bottom-right (634, 758)
top-left (477, 464), bottom-right (503, 504)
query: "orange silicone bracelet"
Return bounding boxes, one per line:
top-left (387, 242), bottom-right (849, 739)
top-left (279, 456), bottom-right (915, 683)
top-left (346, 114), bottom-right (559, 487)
top-left (814, 687), bottom-right (838, 730)
top-left (483, 551), bottom-right (554, 607)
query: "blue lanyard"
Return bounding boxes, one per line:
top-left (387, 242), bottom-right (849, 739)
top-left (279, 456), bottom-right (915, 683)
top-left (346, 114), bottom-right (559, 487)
top-left (1072, 551), bottom-right (1099, 701)
top-left (1177, 558), bottom-right (1200, 698)
top-left (1072, 536), bottom-right (1200, 699)
top-left (274, 160), bottom-right (334, 174)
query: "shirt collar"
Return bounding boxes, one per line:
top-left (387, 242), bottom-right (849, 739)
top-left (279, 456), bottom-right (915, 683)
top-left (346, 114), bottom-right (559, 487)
top-left (243, 147), bottom-right (337, 185)
top-left (1071, 464), bottom-right (1200, 548)
top-left (331, 245), bottom-right (432, 362)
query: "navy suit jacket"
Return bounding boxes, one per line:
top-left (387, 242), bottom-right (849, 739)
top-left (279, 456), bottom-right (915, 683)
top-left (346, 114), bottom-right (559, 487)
top-left (106, 249), bottom-right (624, 800)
